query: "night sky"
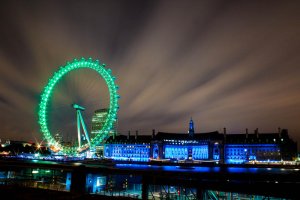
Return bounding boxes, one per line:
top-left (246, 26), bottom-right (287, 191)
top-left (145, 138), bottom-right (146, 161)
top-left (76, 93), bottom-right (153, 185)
top-left (0, 1), bottom-right (300, 143)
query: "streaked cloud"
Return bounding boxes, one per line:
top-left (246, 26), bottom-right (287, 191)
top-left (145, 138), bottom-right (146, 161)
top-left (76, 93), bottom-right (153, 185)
top-left (0, 1), bottom-right (299, 143)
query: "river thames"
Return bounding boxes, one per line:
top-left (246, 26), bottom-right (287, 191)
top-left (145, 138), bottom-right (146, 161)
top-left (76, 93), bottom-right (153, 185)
top-left (0, 159), bottom-right (299, 199)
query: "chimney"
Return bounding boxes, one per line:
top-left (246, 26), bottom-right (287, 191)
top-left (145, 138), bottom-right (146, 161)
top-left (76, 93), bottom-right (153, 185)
top-left (255, 128), bottom-right (259, 138)
top-left (135, 130), bottom-right (138, 140)
top-left (223, 127), bottom-right (227, 143)
top-left (152, 129), bottom-right (156, 138)
top-left (246, 128), bottom-right (248, 139)
top-left (278, 127), bottom-right (281, 138)
top-left (127, 131), bottom-right (131, 140)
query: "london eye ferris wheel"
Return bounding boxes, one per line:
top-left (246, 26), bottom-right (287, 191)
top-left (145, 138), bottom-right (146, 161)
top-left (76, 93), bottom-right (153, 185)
top-left (38, 58), bottom-right (119, 155)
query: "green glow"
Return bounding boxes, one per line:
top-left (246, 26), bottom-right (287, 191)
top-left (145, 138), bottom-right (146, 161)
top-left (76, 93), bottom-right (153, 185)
top-left (38, 58), bottom-right (119, 154)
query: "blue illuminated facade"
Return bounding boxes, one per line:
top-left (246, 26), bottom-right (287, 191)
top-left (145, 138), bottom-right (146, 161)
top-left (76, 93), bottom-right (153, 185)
top-left (164, 144), bottom-right (209, 160)
top-left (104, 144), bottom-right (150, 162)
top-left (164, 145), bottom-right (188, 160)
top-left (104, 131), bottom-right (223, 162)
top-left (104, 123), bottom-right (297, 164)
top-left (225, 144), bottom-right (280, 164)
top-left (151, 131), bottom-right (223, 161)
top-left (104, 133), bottom-right (151, 162)
top-left (223, 128), bottom-right (298, 164)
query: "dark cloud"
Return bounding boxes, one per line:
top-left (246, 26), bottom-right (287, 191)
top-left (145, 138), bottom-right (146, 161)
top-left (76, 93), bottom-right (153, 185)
top-left (0, 95), bottom-right (10, 106)
top-left (0, 0), bottom-right (300, 144)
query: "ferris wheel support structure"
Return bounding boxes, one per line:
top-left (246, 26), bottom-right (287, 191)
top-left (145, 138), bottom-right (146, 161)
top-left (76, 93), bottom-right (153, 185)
top-left (73, 103), bottom-right (91, 148)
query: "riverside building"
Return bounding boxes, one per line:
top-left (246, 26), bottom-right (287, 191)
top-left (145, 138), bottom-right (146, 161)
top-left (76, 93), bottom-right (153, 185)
top-left (104, 120), bottom-right (297, 164)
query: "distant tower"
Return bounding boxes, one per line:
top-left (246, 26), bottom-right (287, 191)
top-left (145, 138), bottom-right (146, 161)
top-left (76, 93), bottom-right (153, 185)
top-left (91, 108), bottom-right (116, 143)
top-left (188, 118), bottom-right (195, 137)
top-left (54, 133), bottom-right (63, 144)
top-left (91, 109), bottom-right (109, 136)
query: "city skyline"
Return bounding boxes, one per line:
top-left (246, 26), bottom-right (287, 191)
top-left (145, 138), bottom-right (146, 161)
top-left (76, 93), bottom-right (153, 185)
top-left (0, 1), bottom-right (300, 143)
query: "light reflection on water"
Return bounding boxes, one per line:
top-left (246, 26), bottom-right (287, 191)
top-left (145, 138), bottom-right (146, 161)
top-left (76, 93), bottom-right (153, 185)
top-left (226, 167), bottom-right (258, 173)
top-left (115, 164), bottom-right (220, 173)
top-left (24, 160), bottom-right (299, 175)
top-left (28, 160), bottom-right (59, 165)
top-left (115, 164), bottom-right (296, 174)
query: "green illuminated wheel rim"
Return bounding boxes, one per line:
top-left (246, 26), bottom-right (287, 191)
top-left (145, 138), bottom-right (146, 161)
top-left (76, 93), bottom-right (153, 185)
top-left (38, 58), bottom-right (119, 154)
